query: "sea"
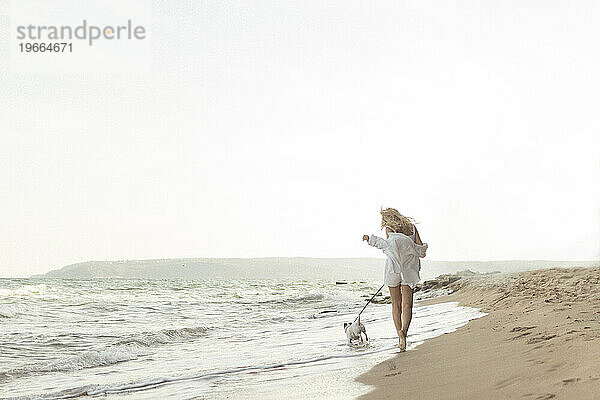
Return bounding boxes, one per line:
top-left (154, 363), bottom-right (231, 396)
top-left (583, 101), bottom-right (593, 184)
top-left (0, 278), bottom-right (486, 399)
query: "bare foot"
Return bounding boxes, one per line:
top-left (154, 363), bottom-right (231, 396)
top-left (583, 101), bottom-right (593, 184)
top-left (398, 332), bottom-right (407, 352)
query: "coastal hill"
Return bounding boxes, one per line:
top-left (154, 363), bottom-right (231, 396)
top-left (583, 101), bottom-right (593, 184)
top-left (31, 258), bottom-right (598, 281)
top-left (33, 258), bottom-right (383, 281)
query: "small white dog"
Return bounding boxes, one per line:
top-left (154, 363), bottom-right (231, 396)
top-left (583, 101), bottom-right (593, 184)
top-left (344, 316), bottom-right (368, 343)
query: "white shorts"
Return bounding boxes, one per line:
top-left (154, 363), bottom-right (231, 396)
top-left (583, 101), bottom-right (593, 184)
top-left (384, 268), bottom-right (420, 289)
top-left (384, 269), bottom-right (402, 287)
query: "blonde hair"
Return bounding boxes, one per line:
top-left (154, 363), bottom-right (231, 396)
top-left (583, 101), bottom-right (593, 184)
top-left (380, 207), bottom-right (416, 236)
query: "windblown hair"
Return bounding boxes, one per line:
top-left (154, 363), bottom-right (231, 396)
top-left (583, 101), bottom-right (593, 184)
top-left (380, 207), bottom-right (416, 236)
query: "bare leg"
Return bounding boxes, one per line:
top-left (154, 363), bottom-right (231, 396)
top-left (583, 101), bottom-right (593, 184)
top-left (388, 286), bottom-right (402, 347)
top-left (399, 284), bottom-right (414, 351)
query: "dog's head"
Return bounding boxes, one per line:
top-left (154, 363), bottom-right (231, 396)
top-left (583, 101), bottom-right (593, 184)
top-left (343, 322), bottom-right (350, 331)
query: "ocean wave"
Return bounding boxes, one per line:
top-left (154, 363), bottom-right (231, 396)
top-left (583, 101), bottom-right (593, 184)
top-left (0, 346), bottom-right (144, 389)
top-left (258, 293), bottom-right (325, 305)
top-left (0, 284), bottom-right (49, 299)
top-left (293, 293), bottom-right (325, 301)
top-left (18, 348), bottom-right (395, 399)
top-left (1, 343), bottom-right (145, 380)
top-left (0, 326), bottom-right (210, 382)
top-left (47, 344), bottom-right (144, 372)
top-left (0, 304), bottom-right (25, 318)
top-left (116, 326), bottom-right (210, 347)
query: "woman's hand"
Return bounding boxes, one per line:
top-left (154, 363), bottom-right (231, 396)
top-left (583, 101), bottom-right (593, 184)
top-left (362, 235), bottom-right (369, 242)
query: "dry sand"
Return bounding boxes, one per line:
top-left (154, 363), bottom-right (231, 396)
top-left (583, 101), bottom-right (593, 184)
top-left (356, 266), bottom-right (600, 399)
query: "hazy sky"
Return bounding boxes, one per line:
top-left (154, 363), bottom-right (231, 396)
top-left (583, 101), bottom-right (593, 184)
top-left (1, 0), bottom-right (599, 277)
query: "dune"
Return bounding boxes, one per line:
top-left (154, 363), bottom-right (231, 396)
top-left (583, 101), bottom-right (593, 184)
top-left (356, 266), bottom-right (600, 399)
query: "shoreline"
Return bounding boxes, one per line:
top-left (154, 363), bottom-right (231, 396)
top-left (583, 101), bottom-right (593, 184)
top-left (355, 266), bottom-right (600, 399)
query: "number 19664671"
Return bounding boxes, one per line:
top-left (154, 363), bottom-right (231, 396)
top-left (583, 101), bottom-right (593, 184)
top-left (19, 43), bottom-right (72, 52)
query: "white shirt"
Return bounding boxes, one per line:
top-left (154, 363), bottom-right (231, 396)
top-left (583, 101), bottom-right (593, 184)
top-left (368, 231), bottom-right (428, 288)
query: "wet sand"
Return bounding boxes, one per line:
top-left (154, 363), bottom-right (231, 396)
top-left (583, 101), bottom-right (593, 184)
top-left (356, 266), bottom-right (600, 399)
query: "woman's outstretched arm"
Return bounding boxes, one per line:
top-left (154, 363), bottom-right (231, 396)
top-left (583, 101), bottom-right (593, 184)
top-left (363, 234), bottom-right (388, 250)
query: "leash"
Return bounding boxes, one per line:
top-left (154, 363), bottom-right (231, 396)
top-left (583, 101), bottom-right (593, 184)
top-left (353, 283), bottom-right (386, 323)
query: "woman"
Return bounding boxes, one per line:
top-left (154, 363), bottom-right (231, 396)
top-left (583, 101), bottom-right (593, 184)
top-left (362, 208), bottom-right (428, 351)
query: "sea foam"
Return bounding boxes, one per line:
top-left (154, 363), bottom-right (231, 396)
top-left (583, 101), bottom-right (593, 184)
top-left (0, 284), bottom-right (48, 298)
top-left (0, 304), bottom-right (25, 318)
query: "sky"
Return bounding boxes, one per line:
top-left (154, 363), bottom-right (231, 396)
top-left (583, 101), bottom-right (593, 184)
top-left (1, 0), bottom-right (599, 277)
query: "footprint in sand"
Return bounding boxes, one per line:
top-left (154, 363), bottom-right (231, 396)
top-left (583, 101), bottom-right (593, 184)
top-left (523, 394), bottom-right (556, 400)
top-left (511, 326), bottom-right (536, 332)
top-left (384, 371), bottom-right (401, 377)
top-left (535, 394), bottom-right (556, 399)
top-left (526, 334), bottom-right (557, 344)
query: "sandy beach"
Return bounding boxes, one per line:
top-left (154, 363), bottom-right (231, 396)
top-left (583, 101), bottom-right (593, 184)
top-left (356, 266), bottom-right (600, 399)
